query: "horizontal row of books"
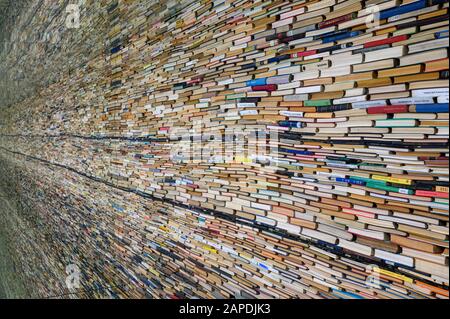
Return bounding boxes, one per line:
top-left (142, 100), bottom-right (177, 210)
top-left (0, 152), bottom-right (448, 299)
top-left (0, 0), bottom-right (448, 298)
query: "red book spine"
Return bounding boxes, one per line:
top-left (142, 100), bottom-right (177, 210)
top-left (364, 35), bottom-right (408, 48)
top-left (290, 50), bottom-right (317, 58)
top-left (207, 229), bottom-right (221, 235)
top-left (252, 84), bottom-right (278, 92)
top-left (367, 105), bottom-right (408, 114)
top-left (188, 75), bottom-right (204, 84)
top-left (415, 190), bottom-right (449, 198)
top-left (319, 13), bottom-right (355, 29)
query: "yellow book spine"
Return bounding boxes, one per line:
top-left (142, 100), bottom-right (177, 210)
top-left (235, 156), bottom-right (253, 163)
top-left (374, 267), bottom-right (414, 284)
top-left (372, 175), bottom-right (412, 185)
top-left (148, 267), bottom-right (160, 277)
top-left (159, 226), bottom-right (170, 232)
top-left (203, 245), bottom-right (218, 254)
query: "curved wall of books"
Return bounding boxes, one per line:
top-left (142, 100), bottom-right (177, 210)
top-left (0, 0), bottom-right (448, 299)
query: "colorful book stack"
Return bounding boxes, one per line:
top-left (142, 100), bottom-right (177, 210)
top-left (0, 0), bottom-right (448, 299)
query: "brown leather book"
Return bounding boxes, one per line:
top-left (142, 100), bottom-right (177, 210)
top-left (376, 26), bottom-right (397, 36)
top-left (358, 78), bottom-right (393, 88)
top-left (378, 64), bottom-right (423, 78)
top-left (253, 16), bottom-right (277, 27)
top-left (425, 58), bottom-right (449, 72)
top-left (419, 8), bottom-right (448, 20)
top-left (290, 218), bottom-right (317, 229)
top-left (304, 112), bottom-right (334, 119)
top-left (398, 225), bottom-right (448, 241)
top-left (287, 107), bottom-right (317, 112)
top-left (320, 198), bottom-right (353, 209)
top-left (394, 72), bottom-right (439, 84)
top-left (336, 71), bottom-right (375, 82)
top-left (304, 77), bottom-right (334, 86)
top-left (311, 91), bottom-right (345, 99)
top-left (356, 236), bottom-right (401, 254)
top-left (421, 120), bottom-right (450, 126)
top-left (410, 79), bottom-right (449, 89)
top-left (283, 47), bottom-right (306, 55)
top-left (391, 234), bottom-right (444, 253)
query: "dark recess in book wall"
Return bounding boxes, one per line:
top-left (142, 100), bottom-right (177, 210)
top-left (0, 0), bottom-right (448, 299)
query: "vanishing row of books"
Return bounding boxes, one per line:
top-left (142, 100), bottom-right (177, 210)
top-left (0, 154), bottom-right (447, 299)
top-left (0, 0), bottom-right (448, 298)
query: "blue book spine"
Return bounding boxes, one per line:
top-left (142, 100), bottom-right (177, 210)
top-left (331, 289), bottom-right (366, 299)
top-left (379, 0), bottom-right (426, 20)
top-left (432, 0), bottom-right (448, 4)
top-left (110, 46), bottom-right (122, 54)
top-left (322, 31), bottom-right (361, 43)
top-left (268, 54), bottom-right (290, 64)
top-left (435, 30), bottom-right (449, 39)
top-left (278, 121), bottom-right (305, 128)
top-left (317, 240), bottom-right (342, 251)
top-left (335, 177), bottom-right (366, 186)
top-left (241, 62), bottom-right (256, 70)
top-left (280, 148), bottom-right (314, 155)
top-left (415, 104), bottom-right (449, 113)
top-left (112, 203), bottom-right (124, 211)
top-left (246, 78), bottom-right (267, 86)
top-left (315, 30), bottom-right (339, 39)
top-left (258, 263), bottom-right (269, 271)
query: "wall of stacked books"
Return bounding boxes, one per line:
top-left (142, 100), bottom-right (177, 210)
top-left (0, 0), bottom-right (448, 299)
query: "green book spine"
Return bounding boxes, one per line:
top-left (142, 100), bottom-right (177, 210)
top-left (366, 182), bottom-right (414, 195)
top-left (304, 99), bottom-right (331, 107)
top-left (350, 176), bottom-right (384, 184)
